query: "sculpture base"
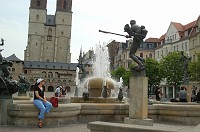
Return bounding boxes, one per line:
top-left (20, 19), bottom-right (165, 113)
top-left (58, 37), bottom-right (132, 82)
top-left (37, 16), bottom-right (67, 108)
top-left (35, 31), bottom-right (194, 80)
top-left (0, 98), bottom-right (13, 125)
top-left (0, 94), bottom-right (12, 99)
top-left (124, 117), bottom-right (153, 126)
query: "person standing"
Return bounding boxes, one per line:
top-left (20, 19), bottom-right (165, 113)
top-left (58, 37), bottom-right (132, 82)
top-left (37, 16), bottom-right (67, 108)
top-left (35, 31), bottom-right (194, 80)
top-left (55, 86), bottom-right (62, 97)
top-left (155, 87), bottom-right (162, 101)
top-left (179, 86), bottom-right (188, 102)
top-left (33, 78), bottom-right (52, 128)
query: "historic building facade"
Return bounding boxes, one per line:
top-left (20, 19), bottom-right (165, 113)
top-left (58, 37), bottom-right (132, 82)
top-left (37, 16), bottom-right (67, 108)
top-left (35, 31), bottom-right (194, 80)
top-left (24, 0), bottom-right (72, 63)
top-left (113, 39), bottom-right (158, 69)
top-left (18, 0), bottom-right (76, 92)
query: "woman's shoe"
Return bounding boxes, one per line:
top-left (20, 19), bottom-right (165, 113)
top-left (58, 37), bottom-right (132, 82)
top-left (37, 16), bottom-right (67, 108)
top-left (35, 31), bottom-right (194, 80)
top-left (38, 121), bottom-right (42, 128)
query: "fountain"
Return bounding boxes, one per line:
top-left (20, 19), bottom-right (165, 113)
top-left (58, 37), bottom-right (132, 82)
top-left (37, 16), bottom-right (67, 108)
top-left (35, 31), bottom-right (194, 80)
top-left (71, 43), bottom-right (121, 103)
top-left (84, 43), bottom-right (118, 97)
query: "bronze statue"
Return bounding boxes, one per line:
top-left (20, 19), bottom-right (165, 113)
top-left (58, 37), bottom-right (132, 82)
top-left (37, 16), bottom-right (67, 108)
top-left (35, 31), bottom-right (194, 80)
top-left (99, 20), bottom-right (148, 72)
top-left (124, 20), bottom-right (148, 72)
top-left (0, 40), bottom-right (19, 97)
top-left (18, 74), bottom-right (30, 96)
top-left (180, 51), bottom-right (191, 84)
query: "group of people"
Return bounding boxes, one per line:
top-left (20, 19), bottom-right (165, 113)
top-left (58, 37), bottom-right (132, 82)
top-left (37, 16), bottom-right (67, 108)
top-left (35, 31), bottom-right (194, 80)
top-left (54, 85), bottom-right (66, 97)
top-left (154, 86), bottom-right (200, 103)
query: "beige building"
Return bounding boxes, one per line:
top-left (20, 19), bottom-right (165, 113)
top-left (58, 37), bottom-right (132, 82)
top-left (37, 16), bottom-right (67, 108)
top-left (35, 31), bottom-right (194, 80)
top-left (114, 39), bottom-right (158, 69)
top-left (155, 20), bottom-right (197, 61)
top-left (23, 61), bottom-right (77, 92)
top-left (154, 16), bottom-right (200, 99)
top-left (24, 0), bottom-right (72, 63)
top-left (5, 54), bottom-right (23, 81)
top-left (189, 16), bottom-right (200, 62)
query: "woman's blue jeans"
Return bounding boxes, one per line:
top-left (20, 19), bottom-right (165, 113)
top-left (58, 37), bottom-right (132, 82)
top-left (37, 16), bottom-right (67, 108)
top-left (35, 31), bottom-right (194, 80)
top-left (33, 99), bottom-right (52, 120)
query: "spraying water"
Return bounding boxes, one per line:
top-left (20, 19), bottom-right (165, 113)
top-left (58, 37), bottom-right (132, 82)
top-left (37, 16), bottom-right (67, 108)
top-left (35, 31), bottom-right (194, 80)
top-left (92, 43), bottom-right (111, 78)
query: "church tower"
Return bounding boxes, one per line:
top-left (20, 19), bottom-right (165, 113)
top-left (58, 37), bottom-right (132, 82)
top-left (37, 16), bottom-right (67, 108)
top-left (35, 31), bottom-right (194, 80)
top-left (24, 0), bottom-right (72, 63)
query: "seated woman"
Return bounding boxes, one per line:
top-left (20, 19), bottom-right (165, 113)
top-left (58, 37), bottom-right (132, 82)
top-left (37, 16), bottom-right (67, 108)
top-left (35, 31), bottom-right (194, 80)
top-left (33, 78), bottom-right (52, 128)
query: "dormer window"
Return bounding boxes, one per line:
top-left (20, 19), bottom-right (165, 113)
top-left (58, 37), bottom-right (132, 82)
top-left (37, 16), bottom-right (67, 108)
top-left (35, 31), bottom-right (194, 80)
top-left (184, 31), bottom-right (188, 37)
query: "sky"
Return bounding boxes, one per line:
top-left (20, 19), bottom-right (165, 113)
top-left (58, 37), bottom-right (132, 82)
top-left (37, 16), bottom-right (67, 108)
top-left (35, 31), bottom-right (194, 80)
top-left (0, 0), bottom-right (199, 63)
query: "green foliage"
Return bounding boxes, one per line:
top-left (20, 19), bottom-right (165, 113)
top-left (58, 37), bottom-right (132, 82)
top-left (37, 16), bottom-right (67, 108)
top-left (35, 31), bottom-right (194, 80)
top-left (189, 53), bottom-right (200, 82)
top-left (145, 58), bottom-right (162, 87)
top-left (159, 52), bottom-right (185, 87)
top-left (111, 66), bottom-right (131, 86)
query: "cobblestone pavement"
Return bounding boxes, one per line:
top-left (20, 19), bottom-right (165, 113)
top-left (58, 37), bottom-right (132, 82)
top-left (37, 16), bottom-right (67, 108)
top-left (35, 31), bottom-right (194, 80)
top-left (0, 123), bottom-right (90, 132)
top-left (0, 122), bottom-right (196, 132)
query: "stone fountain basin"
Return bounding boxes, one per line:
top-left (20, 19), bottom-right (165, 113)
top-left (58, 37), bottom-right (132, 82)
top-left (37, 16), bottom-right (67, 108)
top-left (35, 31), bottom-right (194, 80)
top-left (84, 77), bottom-right (116, 97)
top-left (7, 101), bottom-right (200, 126)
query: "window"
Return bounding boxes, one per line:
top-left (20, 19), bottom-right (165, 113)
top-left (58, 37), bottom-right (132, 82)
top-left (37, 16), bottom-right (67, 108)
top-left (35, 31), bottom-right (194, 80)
top-left (174, 46), bottom-right (176, 51)
top-left (182, 43), bottom-right (184, 50)
top-left (193, 55), bottom-right (196, 61)
top-left (24, 70), bottom-right (27, 74)
top-left (36, 14), bottom-right (39, 21)
top-left (37, 0), bottom-right (40, 6)
top-left (148, 44), bottom-right (152, 49)
top-left (176, 45), bottom-right (178, 51)
top-left (139, 43), bottom-right (143, 48)
top-left (149, 53), bottom-right (152, 58)
top-left (158, 51), bottom-right (159, 57)
top-left (161, 50), bottom-right (163, 56)
top-left (140, 53), bottom-right (143, 58)
top-left (42, 71), bottom-right (47, 78)
top-left (193, 39), bottom-right (196, 47)
top-left (12, 68), bottom-right (15, 72)
top-left (63, 0), bottom-right (67, 9)
top-left (48, 72), bottom-right (53, 78)
top-left (185, 42), bottom-right (187, 50)
top-left (48, 28), bottom-right (52, 35)
top-left (48, 19), bottom-right (51, 23)
top-left (175, 34), bottom-right (176, 40)
top-left (47, 35), bottom-right (52, 41)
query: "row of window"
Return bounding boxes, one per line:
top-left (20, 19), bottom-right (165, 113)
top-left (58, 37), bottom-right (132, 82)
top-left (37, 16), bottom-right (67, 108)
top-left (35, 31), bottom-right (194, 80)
top-left (157, 42), bottom-right (188, 58)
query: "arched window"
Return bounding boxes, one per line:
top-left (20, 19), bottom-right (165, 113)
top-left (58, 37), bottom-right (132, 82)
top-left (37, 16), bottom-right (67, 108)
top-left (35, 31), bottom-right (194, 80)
top-left (42, 71), bottom-right (47, 78)
top-left (55, 72), bottom-right (59, 78)
top-left (48, 72), bottom-right (53, 78)
top-left (140, 53), bottom-right (143, 58)
top-left (149, 53), bottom-right (152, 58)
top-left (36, 14), bottom-right (39, 21)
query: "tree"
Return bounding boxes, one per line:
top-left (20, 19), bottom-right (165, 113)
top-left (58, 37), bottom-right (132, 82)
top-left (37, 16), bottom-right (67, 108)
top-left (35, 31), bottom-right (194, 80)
top-left (111, 66), bottom-right (131, 86)
top-left (145, 58), bottom-right (162, 95)
top-left (189, 53), bottom-right (200, 82)
top-left (159, 52), bottom-right (185, 89)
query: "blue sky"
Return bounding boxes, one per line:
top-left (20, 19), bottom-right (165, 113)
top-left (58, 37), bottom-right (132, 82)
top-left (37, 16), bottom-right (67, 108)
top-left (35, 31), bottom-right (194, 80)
top-left (0, 0), bottom-right (199, 62)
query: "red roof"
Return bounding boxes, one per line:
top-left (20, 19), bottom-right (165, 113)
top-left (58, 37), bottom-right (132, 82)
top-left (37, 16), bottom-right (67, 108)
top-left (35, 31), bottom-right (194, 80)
top-left (158, 34), bottom-right (166, 41)
top-left (183, 20), bottom-right (196, 30)
top-left (145, 37), bottom-right (159, 43)
top-left (172, 22), bottom-right (184, 31)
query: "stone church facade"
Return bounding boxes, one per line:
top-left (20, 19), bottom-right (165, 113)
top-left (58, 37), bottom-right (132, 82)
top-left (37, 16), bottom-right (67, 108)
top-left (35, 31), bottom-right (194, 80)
top-left (24, 0), bottom-right (72, 63)
top-left (21, 0), bottom-right (77, 92)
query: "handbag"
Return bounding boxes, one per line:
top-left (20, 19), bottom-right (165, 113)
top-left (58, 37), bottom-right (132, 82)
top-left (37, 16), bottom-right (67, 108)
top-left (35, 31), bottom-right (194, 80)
top-left (50, 97), bottom-right (58, 107)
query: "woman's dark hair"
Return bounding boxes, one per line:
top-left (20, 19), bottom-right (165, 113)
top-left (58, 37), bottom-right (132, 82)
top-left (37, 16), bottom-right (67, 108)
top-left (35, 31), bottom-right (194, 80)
top-left (180, 87), bottom-right (185, 90)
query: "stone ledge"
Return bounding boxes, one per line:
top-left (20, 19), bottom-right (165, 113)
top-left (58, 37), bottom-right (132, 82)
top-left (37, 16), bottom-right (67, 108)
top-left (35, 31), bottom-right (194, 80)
top-left (87, 121), bottom-right (178, 132)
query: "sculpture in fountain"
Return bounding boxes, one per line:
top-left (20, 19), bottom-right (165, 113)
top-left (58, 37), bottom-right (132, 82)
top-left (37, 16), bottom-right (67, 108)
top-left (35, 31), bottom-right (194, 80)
top-left (180, 51), bottom-right (191, 84)
top-left (17, 74), bottom-right (30, 96)
top-left (118, 77), bottom-right (124, 102)
top-left (0, 39), bottom-right (19, 98)
top-left (124, 20), bottom-right (148, 72)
